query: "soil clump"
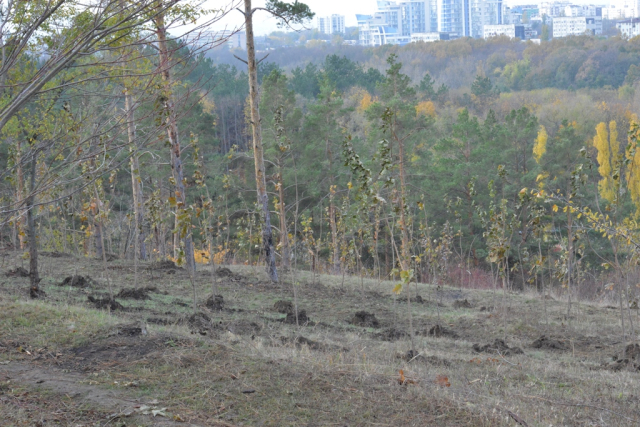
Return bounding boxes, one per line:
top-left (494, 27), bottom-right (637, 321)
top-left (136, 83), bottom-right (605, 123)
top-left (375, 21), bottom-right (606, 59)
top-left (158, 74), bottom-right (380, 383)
top-left (215, 267), bottom-right (245, 281)
top-left (473, 339), bottom-right (524, 356)
top-left (378, 327), bottom-right (408, 341)
top-left (148, 260), bottom-right (181, 270)
top-left (531, 335), bottom-right (568, 351)
top-left (424, 324), bottom-right (458, 338)
top-left (184, 312), bottom-right (213, 335)
top-left (284, 309), bottom-right (311, 325)
top-left (59, 275), bottom-right (94, 288)
top-left (41, 251), bottom-right (72, 258)
top-left (6, 267), bottom-right (29, 277)
top-left (274, 300), bottom-right (294, 314)
top-left (87, 296), bottom-right (123, 311)
top-left (453, 299), bottom-right (473, 309)
top-left (349, 311), bottom-right (380, 328)
top-left (608, 344), bottom-right (640, 371)
top-left (206, 294), bottom-right (225, 310)
top-left (116, 324), bottom-right (146, 336)
top-left (116, 286), bottom-right (158, 300)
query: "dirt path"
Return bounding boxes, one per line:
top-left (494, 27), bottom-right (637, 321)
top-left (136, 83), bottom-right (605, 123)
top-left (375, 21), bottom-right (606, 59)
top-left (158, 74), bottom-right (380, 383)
top-left (0, 360), bottom-right (232, 426)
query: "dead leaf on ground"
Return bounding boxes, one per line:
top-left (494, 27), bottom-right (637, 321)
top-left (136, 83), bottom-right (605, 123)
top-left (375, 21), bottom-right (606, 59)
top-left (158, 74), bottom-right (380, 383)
top-left (435, 375), bottom-right (451, 387)
top-left (398, 369), bottom-right (417, 385)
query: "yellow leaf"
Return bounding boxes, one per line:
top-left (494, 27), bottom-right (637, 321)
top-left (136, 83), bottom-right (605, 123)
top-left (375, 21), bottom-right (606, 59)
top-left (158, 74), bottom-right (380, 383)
top-left (552, 205), bottom-right (558, 212)
top-left (392, 283), bottom-right (402, 294)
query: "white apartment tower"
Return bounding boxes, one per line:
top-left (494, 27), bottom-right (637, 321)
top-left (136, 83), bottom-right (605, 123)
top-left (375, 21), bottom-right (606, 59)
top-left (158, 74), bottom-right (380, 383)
top-left (436, 0), bottom-right (502, 37)
top-left (552, 14), bottom-right (602, 37)
top-left (317, 14), bottom-right (346, 34)
top-left (606, 0), bottom-right (640, 19)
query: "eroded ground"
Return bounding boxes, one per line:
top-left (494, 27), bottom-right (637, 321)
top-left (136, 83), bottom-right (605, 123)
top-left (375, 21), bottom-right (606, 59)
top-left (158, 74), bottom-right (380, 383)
top-left (1, 252), bottom-right (640, 426)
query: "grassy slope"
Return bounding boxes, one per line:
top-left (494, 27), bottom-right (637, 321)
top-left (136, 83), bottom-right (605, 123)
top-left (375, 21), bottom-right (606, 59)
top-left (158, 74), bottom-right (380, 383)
top-left (0, 253), bottom-right (639, 426)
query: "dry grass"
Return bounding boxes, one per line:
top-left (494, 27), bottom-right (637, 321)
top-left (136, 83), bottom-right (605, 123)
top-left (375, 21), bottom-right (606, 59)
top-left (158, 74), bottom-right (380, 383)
top-left (1, 254), bottom-right (640, 425)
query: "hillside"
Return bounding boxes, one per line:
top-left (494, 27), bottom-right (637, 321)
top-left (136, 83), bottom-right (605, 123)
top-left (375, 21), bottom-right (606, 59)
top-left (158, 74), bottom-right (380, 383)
top-left (1, 253), bottom-right (639, 426)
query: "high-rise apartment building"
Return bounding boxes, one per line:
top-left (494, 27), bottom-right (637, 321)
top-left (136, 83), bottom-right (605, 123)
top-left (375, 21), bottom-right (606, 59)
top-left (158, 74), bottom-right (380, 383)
top-left (357, 0), bottom-right (505, 44)
top-left (317, 14), bottom-right (346, 34)
top-left (552, 13), bottom-right (602, 37)
top-left (605, 0), bottom-right (640, 19)
top-left (357, 1), bottom-right (430, 45)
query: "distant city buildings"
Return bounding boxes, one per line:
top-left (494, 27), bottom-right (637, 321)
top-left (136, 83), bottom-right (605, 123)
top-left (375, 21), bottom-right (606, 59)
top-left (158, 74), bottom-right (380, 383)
top-left (617, 17), bottom-right (640, 37)
top-left (188, 31), bottom-right (246, 50)
top-left (317, 15), bottom-right (346, 34)
top-left (483, 24), bottom-right (536, 39)
top-left (209, 0), bottom-right (640, 50)
top-left (552, 14), bottom-right (603, 37)
top-left (605, 0), bottom-right (639, 19)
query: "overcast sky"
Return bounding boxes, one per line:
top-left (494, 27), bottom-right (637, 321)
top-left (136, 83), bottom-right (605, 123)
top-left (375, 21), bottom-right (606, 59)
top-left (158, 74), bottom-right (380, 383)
top-left (204, 0), bottom-right (608, 36)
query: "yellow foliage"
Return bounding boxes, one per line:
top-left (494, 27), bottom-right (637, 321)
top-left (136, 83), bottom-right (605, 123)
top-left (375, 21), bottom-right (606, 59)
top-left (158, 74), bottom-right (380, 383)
top-left (533, 125), bottom-right (547, 164)
top-left (626, 122), bottom-right (640, 213)
top-left (415, 101), bottom-right (436, 118)
top-left (199, 96), bottom-right (216, 115)
top-left (357, 91), bottom-right (374, 113)
top-left (194, 249), bottom-right (210, 264)
top-left (593, 121), bottom-right (619, 203)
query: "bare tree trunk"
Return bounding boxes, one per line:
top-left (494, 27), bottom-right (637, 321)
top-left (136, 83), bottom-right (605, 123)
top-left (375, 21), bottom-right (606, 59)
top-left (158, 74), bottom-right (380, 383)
top-left (329, 187), bottom-right (340, 274)
top-left (277, 170), bottom-right (290, 270)
top-left (16, 140), bottom-right (27, 249)
top-left (243, 0), bottom-right (278, 282)
top-left (125, 91), bottom-right (147, 261)
top-left (27, 152), bottom-right (41, 298)
top-left (154, 6), bottom-right (195, 271)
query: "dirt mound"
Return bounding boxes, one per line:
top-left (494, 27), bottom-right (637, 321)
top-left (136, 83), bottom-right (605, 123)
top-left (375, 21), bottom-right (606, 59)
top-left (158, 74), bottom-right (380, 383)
top-left (6, 267), bottom-right (29, 277)
top-left (117, 324), bottom-right (146, 336)
top-left (148, 260), bottom-right (181, 270)
top-left (30, 286), bottom-right (46, 299)
top-left (410, 295), bottom-right (425, 304)
top-left (473, 339), bottom-right (524, 356)
top-left (349, 311), bottom-right (380, 328)
top-left (59, 275), bottom-right (94, 288)
top-left (116, 286), bottom-right (157, 300)
top-left (378, 327), bottom-right (408, 341)
top-left (147, 317), bottom-right (172, 325)
top-left (215, 267), bottom-right (244, 281)
top-left (607, 344), bottom-right (640, 371)
top-left (41, 251), bottom-right (71, 258)
top-left (274, 300), bottom-right (294, 314)
top-left (284, 310), bottom-right (311, 325)
top-left (424, 324), bottom-right (458, 338)
top-left (531, 335), bottom-right (568, 351)
top-left (206, 294), bottom-right (225, 310)
top-left (453, 299), bottom-right (473, 309)
top-left (185, 312), bottom-right (213, 335)
top-left (87, 296), bottom-right (123, 311)
top-left (216, 267), bottom-right (234, 277)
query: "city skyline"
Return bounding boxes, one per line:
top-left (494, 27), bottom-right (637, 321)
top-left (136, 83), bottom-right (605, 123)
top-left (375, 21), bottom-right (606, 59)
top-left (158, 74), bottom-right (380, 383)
top-left (201, 0), bottom-right (619, 36)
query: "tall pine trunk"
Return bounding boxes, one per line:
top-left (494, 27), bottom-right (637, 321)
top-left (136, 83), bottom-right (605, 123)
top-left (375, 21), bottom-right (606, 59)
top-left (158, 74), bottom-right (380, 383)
top-left (154, 7), bottom-right (195, 271)
top-left (244, 0), bottom-right (278, 282)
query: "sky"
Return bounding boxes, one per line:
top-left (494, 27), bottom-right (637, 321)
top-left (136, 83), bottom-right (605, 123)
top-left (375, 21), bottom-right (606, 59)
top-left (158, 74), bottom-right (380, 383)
top-left (205, 0), bottom-right (376, 36)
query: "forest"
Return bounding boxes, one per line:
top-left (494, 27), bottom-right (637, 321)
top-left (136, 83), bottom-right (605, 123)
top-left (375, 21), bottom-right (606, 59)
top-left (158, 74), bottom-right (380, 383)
top-left (4, 1), bottom-right (640, 426)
